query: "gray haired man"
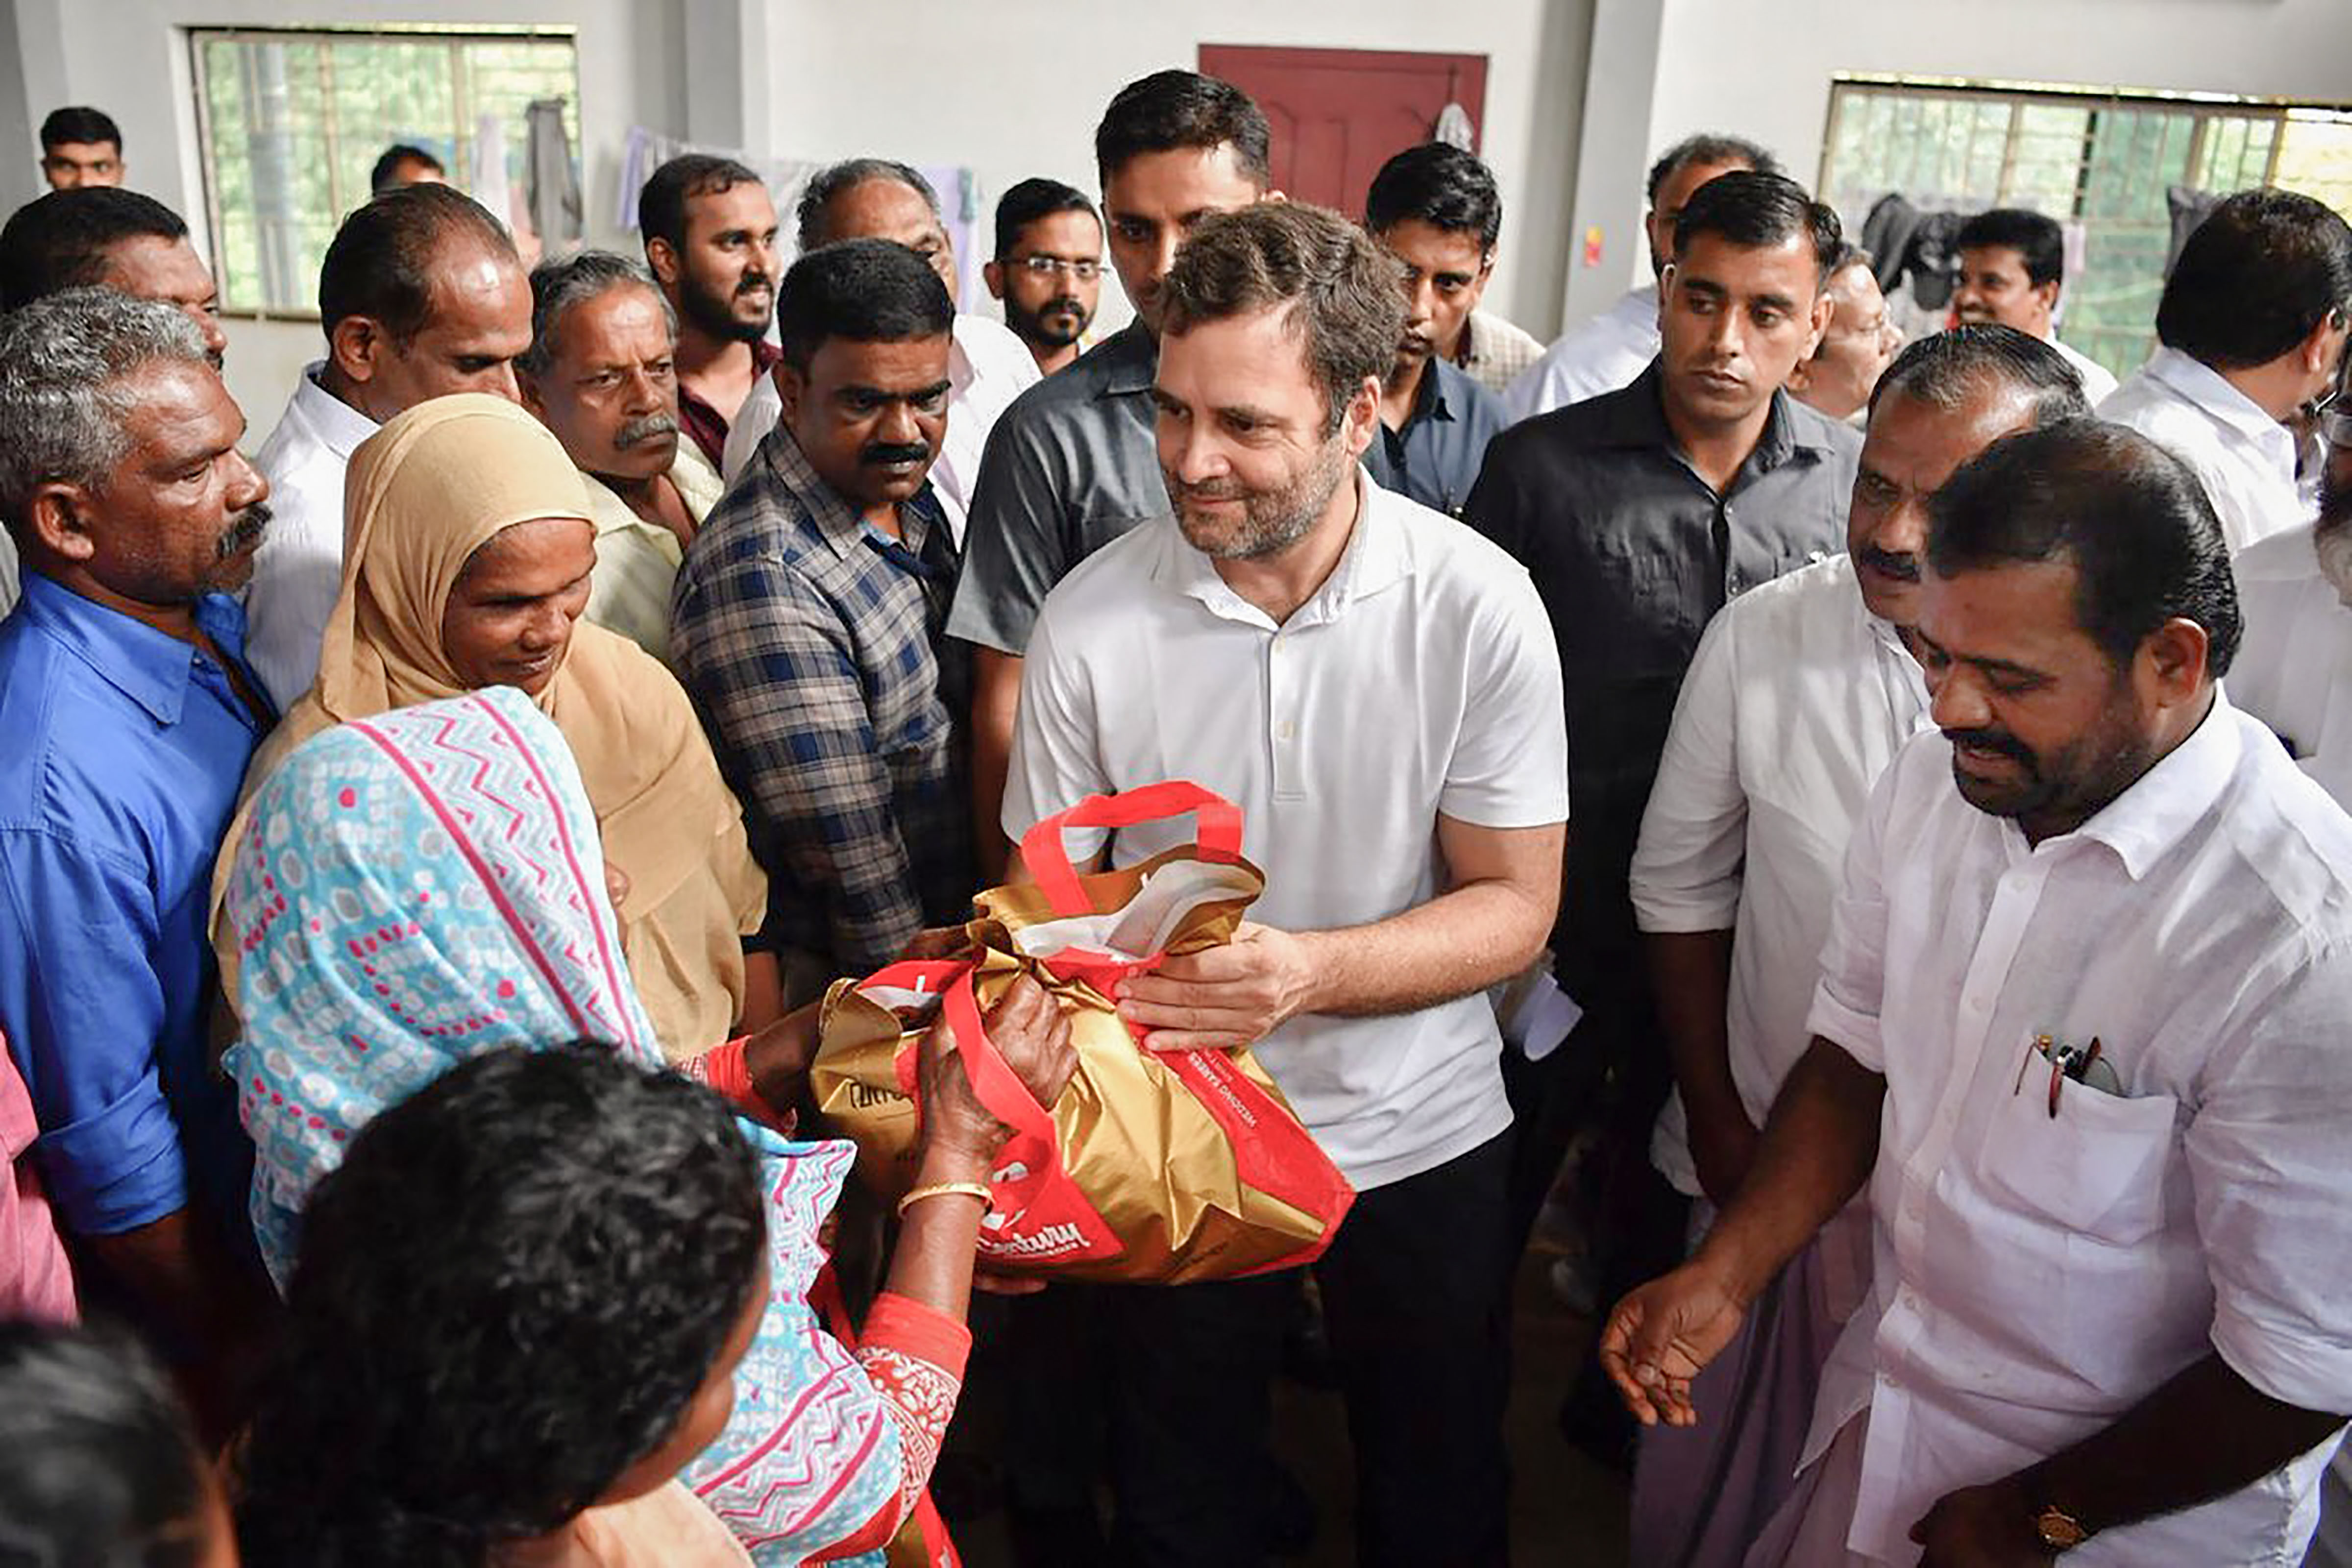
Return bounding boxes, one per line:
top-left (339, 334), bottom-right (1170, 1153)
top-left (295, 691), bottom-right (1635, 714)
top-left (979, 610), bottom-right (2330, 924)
top-left (518, 248), bottom-right (723, 664)
top-left (0, 290), bottom-right (278, 1430)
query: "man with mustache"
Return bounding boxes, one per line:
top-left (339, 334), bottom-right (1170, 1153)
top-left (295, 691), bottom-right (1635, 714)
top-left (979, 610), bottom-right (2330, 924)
top-left (720, 158), bottom-right (1041, 548)
top-left (638, 154), bottom-right (781, 470)
top-left (1623, 326), bottom-right (2087, 1566)
top-left (1463, 170), bottom-right (1859, 1462)
top-left (518, 249), bottom-right (722, 666)
top-left (986, 177), bottom-right (1104, 376)
top-left (952, 69), bottom-right (1274, 882)
top-left (1949, 208), bottom-right (2116, 404)
top-left (1507, 132), bottom-right (1778, 421)
top-left (0, 186), bottom-right (232, 618)
top-left (672, 239), bottom-right (968, 1001)
top-left (1361, 142), bottom-right (1510, 516)
top-left (244, 182), bottom-right (531, 709)
top-left (1607, 419), bottom-right (2352, 1568)
top-left (0, 291), bottom-right (279, 1434)
top-left (1004, 201), bottom-right (1566, 1567)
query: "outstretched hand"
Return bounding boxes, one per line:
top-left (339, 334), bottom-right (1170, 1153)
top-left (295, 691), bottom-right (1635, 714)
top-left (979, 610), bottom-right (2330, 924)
top-left (1596, 1262), bottom-right (1750, 1427)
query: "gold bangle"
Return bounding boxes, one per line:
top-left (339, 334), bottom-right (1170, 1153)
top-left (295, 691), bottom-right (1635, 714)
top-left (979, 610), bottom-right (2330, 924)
top-left (896, 1180), bottom-right (993, 1218)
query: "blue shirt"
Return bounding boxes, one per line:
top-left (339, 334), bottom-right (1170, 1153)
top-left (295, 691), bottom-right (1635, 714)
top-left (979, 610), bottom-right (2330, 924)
top-left (0, 574), bottom-right (270, 1237)
top-left (1361, 355), bottom-right (1509, 517)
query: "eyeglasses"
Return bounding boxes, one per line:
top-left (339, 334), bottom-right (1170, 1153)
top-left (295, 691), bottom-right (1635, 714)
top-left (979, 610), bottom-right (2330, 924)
top-left (1013, 255), bottom-right (1102, 281)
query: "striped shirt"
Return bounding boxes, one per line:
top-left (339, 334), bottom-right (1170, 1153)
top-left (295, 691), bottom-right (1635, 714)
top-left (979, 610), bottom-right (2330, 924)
top-left (670, 426), bottom-right (972, 973)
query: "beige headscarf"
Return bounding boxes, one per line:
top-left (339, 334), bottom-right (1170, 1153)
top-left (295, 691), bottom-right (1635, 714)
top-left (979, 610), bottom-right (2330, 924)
top-left (216, 393), bottom-right (764, 1059)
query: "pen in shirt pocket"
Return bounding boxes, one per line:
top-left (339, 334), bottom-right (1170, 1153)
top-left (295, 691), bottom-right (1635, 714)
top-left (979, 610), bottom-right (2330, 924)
top-left (2013, 1032), bottom-right (2124, 1118)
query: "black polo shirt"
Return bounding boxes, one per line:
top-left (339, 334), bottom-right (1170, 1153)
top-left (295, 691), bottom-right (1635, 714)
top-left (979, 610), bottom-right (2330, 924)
top-left (1462, 359), bottom-right (1860, 984)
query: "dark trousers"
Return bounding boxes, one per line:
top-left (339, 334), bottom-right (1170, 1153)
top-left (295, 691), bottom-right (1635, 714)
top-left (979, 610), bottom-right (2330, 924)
top-left (1102, 1129), bottom-right (1517, 1568)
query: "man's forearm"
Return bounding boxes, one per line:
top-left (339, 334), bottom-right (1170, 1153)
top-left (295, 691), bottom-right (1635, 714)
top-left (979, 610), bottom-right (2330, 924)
top-left (1689, 1038), bottom-right (1883, 1302)
top-left (1647, 928), bottom-right (1743, 1129)
top-left (2019, 1353), bottom-right (2347, 1537)
top-left (1298, 876), bottom-right (1553, 1020)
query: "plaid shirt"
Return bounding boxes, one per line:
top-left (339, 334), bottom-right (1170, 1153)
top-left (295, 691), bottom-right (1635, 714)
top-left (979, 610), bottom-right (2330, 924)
top-left (671, 425), bottom-right (972, 974)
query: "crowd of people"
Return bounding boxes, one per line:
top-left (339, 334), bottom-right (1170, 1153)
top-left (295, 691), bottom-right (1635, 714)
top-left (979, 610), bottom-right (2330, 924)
top-left (1, 61), bottom-right (2352, 1568)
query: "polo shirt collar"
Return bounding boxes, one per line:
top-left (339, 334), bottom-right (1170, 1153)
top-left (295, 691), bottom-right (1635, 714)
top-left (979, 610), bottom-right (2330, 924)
top-left (2144, 347), bottom-right (2289, 451)
top-left (2022, 689), bottom-right (2241, 880)
top-left (16, 571), bottom-right (247, 726)
top-left (1153, 467), bottom-right (1412, 628)
top-left (756, 422), bottom-right (944, 560)
top-left (1093, 321), bottom-right (1159, 398)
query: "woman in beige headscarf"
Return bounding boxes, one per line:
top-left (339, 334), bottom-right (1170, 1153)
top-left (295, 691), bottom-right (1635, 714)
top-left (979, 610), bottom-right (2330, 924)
top-left (218, 392), bottom-right (776, 1057)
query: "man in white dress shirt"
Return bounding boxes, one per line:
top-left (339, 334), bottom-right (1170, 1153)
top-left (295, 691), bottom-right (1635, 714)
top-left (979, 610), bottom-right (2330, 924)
top-left (1951, 208), bottom-right (2118, 405)
top-left (244, 183), bottom-right (531, 707)
top-left (1626, 325), bottom-right (2088, 1566)
top-left (1505, 133), bottom-right (1777, 422)
top-left (1005, 201), bottom-right (1567, 1567)
top-left (721, 158), bottom-right (1039, 543)
top-left (2100, 188), bottom-right (2352, 552)
top-left (1608, 419), bottom-right (2352, 1567)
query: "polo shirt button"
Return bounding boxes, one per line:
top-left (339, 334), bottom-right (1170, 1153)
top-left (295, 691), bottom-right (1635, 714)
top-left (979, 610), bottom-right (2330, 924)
top-left (1276, 720), bottom-right (1296, 742)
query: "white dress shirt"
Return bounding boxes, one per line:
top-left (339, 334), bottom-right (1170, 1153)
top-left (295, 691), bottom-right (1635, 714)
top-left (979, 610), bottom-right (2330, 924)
top-left (1503, 284), bottom-right (1660, 422)
top-left (1630, 554), bottom-right (1930, 1197)
top-left (245, 363), bottom-right (378, 708)
top-left (2231, 522), bottom-right (2352, 808)
top-left (1003, 471), bottom-right (1570, 1190)
top-left (721, 313), bottom-right (1040, 548)
top-left (2099, 347), bottom-right (2303, 551)
top-left (2050, 335), bottom-right (2118, 405)
top-left (1803, 697), bottom-right (2352, 1566)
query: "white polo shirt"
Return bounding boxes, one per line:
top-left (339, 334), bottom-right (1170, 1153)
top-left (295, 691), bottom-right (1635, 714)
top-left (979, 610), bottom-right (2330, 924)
top-left (1804, 697), bottom-right (2352, 1566)
top-left (1503, 284), bottom-right (1660, 422)
top-left (1630, 554), bottom-right (1930, 1197)
top-left (722, 313), bottom-right (1040, 547)
top-left (246, 363), bottom-right (378, 709)
top-left (2099, 347), bottom-right (2303, 551)
top-left (1003, 471), bottom-right (1569, 1190)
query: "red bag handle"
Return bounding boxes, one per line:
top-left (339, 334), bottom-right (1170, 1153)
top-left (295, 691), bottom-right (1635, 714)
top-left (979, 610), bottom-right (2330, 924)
top-left (939, 971), bottom-right (1056, 1148)
top-left (1019, 781), bottom-right (1244, 916)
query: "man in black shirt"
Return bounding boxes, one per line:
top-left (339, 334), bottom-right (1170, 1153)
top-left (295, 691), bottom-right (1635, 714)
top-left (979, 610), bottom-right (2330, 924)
top-left (1464, 169), bottom-right (1860, 1455)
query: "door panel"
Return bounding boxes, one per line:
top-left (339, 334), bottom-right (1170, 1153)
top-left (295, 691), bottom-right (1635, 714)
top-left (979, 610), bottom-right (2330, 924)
top-left (1197, 45), bottom-right (1488, 218)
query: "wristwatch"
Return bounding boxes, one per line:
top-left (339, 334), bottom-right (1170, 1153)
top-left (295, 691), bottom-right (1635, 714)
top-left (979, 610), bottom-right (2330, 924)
top-left (2033, 1503), bottom-right (2092, 1551)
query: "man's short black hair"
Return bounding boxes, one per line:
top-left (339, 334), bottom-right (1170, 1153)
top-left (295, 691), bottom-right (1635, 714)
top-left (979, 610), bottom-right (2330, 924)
top-left (995, 177), bottom-right (1100, 262)
top-left (1672, 170), bottom-right (1841, 280)
top-left (2156, 187), bottom-right (2352, 370)
top-left (0, 187), bottom-right (187, 310)
top-left (317, 181), bottom-right (515, 345)
top-left (796, 157), bottom-right (937, 255)
top-left (39, 105), bottom-right (120, 153)
top-left (1646, 133), bottom-right (1778, 204)
top-left (775, 236), bottom-right (954, 371)
top-left (637, 153), bottom-right (765, 255)
top-left (1096, 69), bottom-right (1271, 188)
top-left (369, 142), bottom-right (446, 195)
top-left (1929, 420), bottom-right (2242, 677)
top-left (1364, 142), bottom-right (1503, 252)
top-left (1955, 207), bottom-right (2065, 288)
top-left (1870, 321), bottom-right (2091, 424)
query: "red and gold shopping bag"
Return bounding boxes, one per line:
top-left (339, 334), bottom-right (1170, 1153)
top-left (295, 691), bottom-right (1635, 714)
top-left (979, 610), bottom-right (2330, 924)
top-left (811, 782), bottom-right (1354, 1284)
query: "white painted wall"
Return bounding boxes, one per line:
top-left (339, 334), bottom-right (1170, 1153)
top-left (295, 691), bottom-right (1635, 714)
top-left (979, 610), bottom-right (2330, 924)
top-left (3, 0), bottom-right (687, 430)
top-left (754, 0), bottom-right (1593, 339)
top-left (1567, 0), bottom-right (2352, 324)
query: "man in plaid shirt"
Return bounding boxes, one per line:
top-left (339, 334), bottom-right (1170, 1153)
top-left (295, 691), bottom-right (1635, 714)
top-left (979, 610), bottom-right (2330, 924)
top-left (671, 237), bottom-right (971, 1000)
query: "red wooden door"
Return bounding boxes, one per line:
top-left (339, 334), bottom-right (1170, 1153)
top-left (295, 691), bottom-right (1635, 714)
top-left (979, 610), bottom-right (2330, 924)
top-left (1196, 45), bottom-right (1487, 220)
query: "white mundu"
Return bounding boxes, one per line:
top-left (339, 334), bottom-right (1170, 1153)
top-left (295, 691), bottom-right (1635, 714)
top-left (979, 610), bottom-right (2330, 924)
top-left (1799, 699), bottom-right (2352, 1566)
top-left (1003, 471), bottom-right (1569, 1191)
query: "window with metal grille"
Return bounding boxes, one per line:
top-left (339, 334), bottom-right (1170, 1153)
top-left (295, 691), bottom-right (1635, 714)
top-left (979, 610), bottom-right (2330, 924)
top-left (1820, 77), bottom-right (2352, 382)
top-left (190, 25), bottom-right (578, 317)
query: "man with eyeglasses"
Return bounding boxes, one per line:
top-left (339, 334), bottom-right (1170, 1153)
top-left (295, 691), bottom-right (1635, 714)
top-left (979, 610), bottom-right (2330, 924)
top-left (720, 158), bottom-right (1039, 550)
top-left (986, 178), bottom-right (1106, 377)
top-left (1787, 245), bottom-right (1902, 425)
top-left (2101, 187), bottom-right (2352, 552)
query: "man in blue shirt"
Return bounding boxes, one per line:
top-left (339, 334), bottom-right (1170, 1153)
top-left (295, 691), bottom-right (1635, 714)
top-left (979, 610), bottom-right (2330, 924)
top-left (0, 289), bottom-right (277, 1420)
top-left (1362, 142), bottom-right (1511, 516)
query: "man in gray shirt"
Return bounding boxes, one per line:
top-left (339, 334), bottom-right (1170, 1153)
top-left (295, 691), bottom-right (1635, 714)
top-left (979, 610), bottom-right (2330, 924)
top-left (952, 68), bottom-right (1272, 876)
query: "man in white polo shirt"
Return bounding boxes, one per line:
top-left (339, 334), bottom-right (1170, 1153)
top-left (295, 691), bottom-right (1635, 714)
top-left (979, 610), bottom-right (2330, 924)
top-left (1605, 420), bottom-right (2352, 1567)
top-left (1004, 202), bottom-right (1567, 1567)
top-left (2100, 187), bottom-right (2352, 552)
top-left (1625, 324), bottom-right (2089, 1567)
